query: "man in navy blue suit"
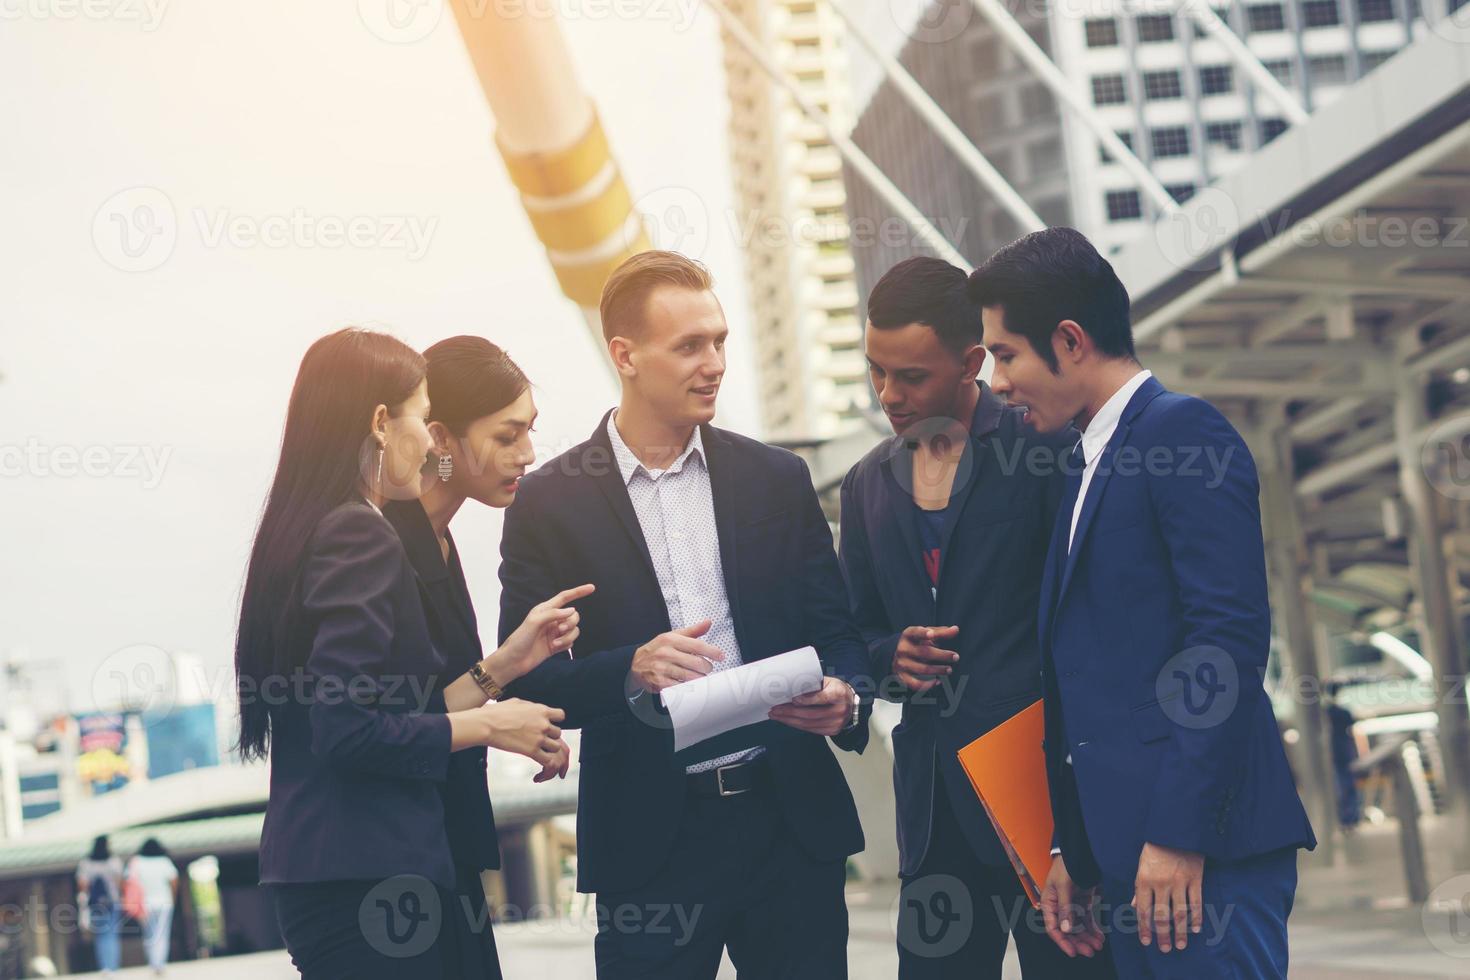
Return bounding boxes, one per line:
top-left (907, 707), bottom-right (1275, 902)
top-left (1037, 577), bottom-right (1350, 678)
top-left (971, 228), bottom-right (1316, 978)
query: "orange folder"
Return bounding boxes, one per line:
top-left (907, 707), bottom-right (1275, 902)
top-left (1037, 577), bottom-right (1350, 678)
top-left (955, 699), bottom-right (1053, 909)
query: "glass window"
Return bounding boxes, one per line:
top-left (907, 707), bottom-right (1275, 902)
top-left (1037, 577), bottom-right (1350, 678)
top-left (1151, 126), bottom-right (1192, 158)
top-left (1091, 74), bottom-right (1129, 105)
top-left (1199, 64), bottom-right (1234, 95)
top-left (1084, 17), bottom-right (1119, 46)
top-left (1106, 190), bottom-right (1143, 221)
top-left (1136, 14), bottom-right (1176, 41)
top-left (1309, 54), bottom-right (1349, 86)
top-left (1260, 118), bottom-right (1290, 144)
top-left (1205, 120), bottom-right (1244, 151)
top-left (1247, 4), bottom-right (1286, 30)
top-left (1302, 0), bottom-right (1342, 26)
top-left (1357, 0), bottom-right (1396, 21)
top-left (1144, 70), bottom-right (1183, 100)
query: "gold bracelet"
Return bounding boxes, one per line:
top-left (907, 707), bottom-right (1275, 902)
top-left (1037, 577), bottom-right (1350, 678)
top-left (469, 660), bottom-right (505, 701)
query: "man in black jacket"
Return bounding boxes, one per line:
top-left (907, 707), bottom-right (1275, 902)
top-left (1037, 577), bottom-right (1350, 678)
top-left (838, 257), bottom-right (1112, 979)
top-left (498, 250), bottom-right (869, 979)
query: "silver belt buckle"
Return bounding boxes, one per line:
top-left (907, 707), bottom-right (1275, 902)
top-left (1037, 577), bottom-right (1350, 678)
top-left (716, 763), bottom-right (749, 797)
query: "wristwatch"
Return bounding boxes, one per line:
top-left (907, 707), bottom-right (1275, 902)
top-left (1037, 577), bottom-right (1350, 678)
top-left (469, 660), bottom-right (505, 701)
top-left (841, 682), bottom-right (862, 732)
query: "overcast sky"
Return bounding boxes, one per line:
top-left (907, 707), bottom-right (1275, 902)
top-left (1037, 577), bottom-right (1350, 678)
top-left (0, 1), bottom-right (785, 718)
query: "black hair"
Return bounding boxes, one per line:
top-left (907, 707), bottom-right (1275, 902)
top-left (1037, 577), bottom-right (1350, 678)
top-left (89, 835), bottom-right (110, 861)
top-left (422, 336), bottom-right (530, 435)
top-left (139, 838), bottom-right (168, 859)
top-left (967, 227), bottom-right (1135, 371)
top-left (235, 328), bottom-right (426, 763)
top-left (866, 256), bottom-right (982, 357)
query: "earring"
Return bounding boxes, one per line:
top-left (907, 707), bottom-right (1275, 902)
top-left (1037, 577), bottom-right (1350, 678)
top-left (438, 453), bottom-right (454, 482)
top-left (374, 444), bottom-right (385, 490)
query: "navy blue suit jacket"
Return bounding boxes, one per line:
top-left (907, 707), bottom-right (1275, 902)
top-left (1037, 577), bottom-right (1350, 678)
top-left (1040, 376), bottom-right (1316, 885)
top-left (258, 501), bottom-right (456, 890)
top-left (839, 385), bottom-right (1073, 876)
top-left (497, 412), bottom-right (869, 894)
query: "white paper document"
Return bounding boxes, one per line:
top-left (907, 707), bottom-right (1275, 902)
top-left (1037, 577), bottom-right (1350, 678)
top-left (661, 646), bottom-right (825, 752)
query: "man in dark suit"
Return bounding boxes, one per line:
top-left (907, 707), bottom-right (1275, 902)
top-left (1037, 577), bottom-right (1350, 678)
top-left (497, 250), bottom-right (870, 979)
top-left (838, 257), bottom-right (1112, 979)
top-left (973, 228), bottom-right (1316, 978)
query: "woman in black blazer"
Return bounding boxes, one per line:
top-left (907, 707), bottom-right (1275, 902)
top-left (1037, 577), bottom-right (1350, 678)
top-left (235, 328), bottom-right (591, 979)
top-left (379, 336), bottom-right (545, 979)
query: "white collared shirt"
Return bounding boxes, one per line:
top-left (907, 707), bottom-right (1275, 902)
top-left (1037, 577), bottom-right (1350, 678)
top-left (1068, 369), bottom-right (1152, 552)
top-left (606, 414), bottom-right (760, 773)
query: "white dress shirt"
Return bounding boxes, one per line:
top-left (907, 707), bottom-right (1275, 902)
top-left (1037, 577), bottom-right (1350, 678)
top-left (606, 414), bottom-right (761, 773)
top-left (1068, 369), bottom-right (1153, 552)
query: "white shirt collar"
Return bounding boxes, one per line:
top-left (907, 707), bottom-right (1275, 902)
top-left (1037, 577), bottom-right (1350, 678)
top-left (1079, 369), bottom-right (1152, 466)
top-left (606, 412), bottom-right (705, 485)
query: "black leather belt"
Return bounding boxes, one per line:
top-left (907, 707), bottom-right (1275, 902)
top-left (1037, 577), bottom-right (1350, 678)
top-left (687, 759), bottom-right (769, 798)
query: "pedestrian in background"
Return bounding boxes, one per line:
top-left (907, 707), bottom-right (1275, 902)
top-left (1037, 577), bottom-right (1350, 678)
top-left (128, 837), bottom-right (180, 975)
top-left (77, 835), bottom-right (123, 977)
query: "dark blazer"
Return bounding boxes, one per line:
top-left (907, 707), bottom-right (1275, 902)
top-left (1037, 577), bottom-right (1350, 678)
top-left (258, 501), bottom-right (456, 890)
top-left (497, 411), bottom-right (870, 895)
top-left (383, 499), bottom-right (500, 873)
top-left (1040, 376), bottom-right (1316, 886)
top-left (839, 384), bottom-right (1072, 876)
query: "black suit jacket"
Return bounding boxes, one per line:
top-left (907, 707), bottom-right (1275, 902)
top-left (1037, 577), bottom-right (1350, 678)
top-left (497, 411), bottom-right (869, 894)
top-left (384, 499), bottom-right (501, 873)
top-left (258, 501), bottom-right (456, 890)
top-left (838, 385), bottom-right (1081, 877)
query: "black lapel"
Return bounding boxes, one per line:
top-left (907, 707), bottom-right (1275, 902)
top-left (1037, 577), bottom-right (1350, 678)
top-left (382, 499), bottom-right (480, 650)
top-left (935, 383), bottom-right (1004, 583)
top-left (588, 410), bottom-right (660, 587)
top-left (700, 424), bottom-right (745, 640)
top-left (878, 443), bottom-right (931, 592)
top-left (441, 529), bottom-right (480, 641)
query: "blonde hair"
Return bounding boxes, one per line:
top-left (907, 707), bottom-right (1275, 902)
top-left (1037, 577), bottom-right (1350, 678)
top-left (599, 250), bottom-right (714, 343)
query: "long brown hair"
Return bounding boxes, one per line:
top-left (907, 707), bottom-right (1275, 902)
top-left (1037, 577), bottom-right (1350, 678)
top-left (234, 328), bottom-right (425, 762)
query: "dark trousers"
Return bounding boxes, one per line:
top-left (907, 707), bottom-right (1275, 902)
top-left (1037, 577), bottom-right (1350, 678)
top-left (442, 864), bottom-right (504, 980)
top-left (593, 781), bottom-right (849, 980)
top-left (1100, 847), bottom-right (1296, 979)
top-left (897, 787), bottom-right (1116, 980)
top-left (273, 877), bottom-right (449, 980)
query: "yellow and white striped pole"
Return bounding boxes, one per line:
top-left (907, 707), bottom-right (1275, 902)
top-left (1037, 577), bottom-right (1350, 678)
top-left (448, 2), bottom-right (649, 357)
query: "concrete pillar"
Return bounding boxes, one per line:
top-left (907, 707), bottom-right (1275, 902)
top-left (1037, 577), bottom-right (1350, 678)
top-left (1393, 362), bottom-right (1470, 831)
top-left (1257, 426), bottom-right (1338, 863)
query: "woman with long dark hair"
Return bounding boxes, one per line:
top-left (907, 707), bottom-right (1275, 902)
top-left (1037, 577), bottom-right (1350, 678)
top-left (236, 328), bottom-right (589, 978)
